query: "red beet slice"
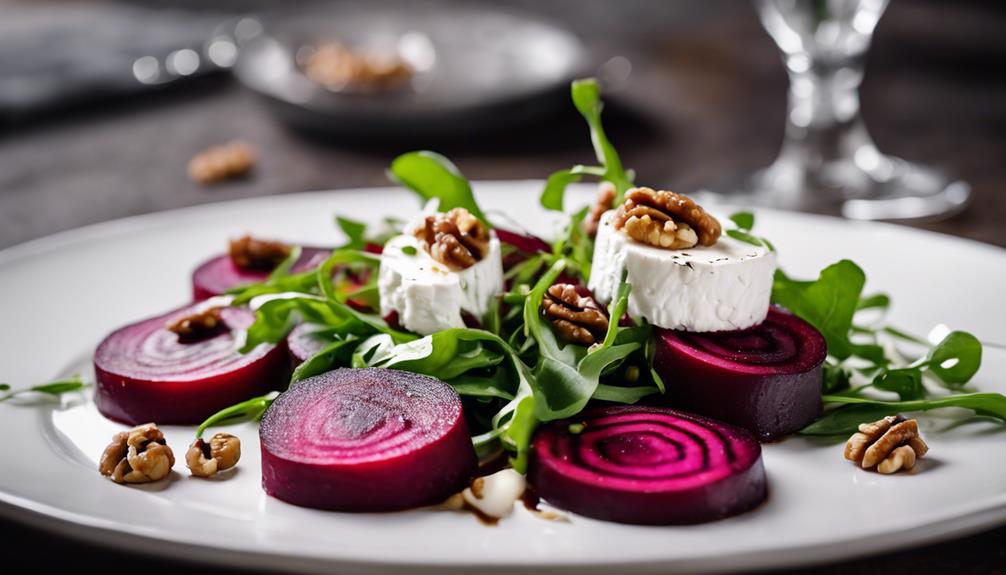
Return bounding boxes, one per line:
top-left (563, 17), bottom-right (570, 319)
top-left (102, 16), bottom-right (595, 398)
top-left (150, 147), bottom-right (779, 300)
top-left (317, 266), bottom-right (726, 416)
top-left (528, 405), bottom-right (766, 525)
top-left (191, 247), bottom-right (330, 300)
top-left (94, 305), bottom-right (289, 425)
top-left (260, 368), bottom-right (477, 511)
top-left (286, 323), bottom-right (331, 367)
top-left (495, 227), bottom-right (551, 254)
top-left (654, 306), bottom-right (826, 440)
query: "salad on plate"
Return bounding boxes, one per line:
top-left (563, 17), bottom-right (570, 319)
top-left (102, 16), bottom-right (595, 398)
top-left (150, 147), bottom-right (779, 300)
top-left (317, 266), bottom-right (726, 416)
top-left (6, 78), bottom-right (1003, 528)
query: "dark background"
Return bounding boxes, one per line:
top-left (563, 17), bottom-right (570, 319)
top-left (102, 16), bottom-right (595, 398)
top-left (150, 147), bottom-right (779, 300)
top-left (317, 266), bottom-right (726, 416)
top-left (1, 0), bottom-right (1005, 573)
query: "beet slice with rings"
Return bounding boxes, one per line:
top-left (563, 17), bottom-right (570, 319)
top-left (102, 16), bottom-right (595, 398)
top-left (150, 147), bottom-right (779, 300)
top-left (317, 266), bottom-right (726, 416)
top-left (94, 305), bottom-right (289, 425)
top-left (286, 323), bottom-right (331, 367)
top-left (528, 405), bottom-right (767, 525)
top-left (654, 306), bottom-right (827, 440)
top-left (191, 247), bottom-right (331, 300)
top-left (260, 368), bottom-right (478, 512)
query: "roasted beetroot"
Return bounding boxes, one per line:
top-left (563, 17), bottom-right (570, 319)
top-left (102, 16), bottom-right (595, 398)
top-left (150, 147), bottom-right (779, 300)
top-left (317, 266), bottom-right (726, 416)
top-left (528, 405), bottom-right (766, 525)
top-left (191, 247), bottom-right (330, 300)
top-left (286, 324), bottom-right (330, 367)
top-left (654, 306), bottom-right (826, 440)
top-left (94, 305), bottom-right (289, 425)
top-left (260, 368), bottom-right (477, 511)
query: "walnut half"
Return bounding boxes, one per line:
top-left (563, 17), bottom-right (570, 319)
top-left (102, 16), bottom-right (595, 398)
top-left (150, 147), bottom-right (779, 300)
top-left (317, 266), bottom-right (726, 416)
top-left (188, 140), bottom-right (256, 184)
top-left (229, 235), bottom-right (292, 270)
top-left (541, 284), bottom-right (609, 345)
top-left (99, 423), bottom-right (175, 484)
top-left (165, 307), bottom-right (226, 342)
top-left (613, 187), bottom-right (721, 249)
top-left (414, 208), bottom-right (490, 271)
top-left (186, 433), bottom-right (241, 478)
top-left (844, 415), bottom-right (929, 474)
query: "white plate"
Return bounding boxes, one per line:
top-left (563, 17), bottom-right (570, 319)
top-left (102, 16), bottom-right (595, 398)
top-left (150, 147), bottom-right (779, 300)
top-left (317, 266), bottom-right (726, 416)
top-left (1, 182), bottom-right (1004, 574)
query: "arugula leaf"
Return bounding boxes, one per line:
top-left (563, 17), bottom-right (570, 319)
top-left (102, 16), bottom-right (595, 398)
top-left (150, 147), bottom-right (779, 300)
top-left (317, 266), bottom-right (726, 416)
top-left (822, 361), bottom-right (852, 394)
top-left (726, 229), bottom-right (764, 247)
top-left (242, 294), bottom-right (413, 353)
top-left (316, 249), bottom-right (381, 302)
top-left (925, 331), bottom-right (982, 387)
top-left (771, 260), bottom-right (865, 360)
top-left (196, 392), bottom-right (278, 438)
top-left (570, 79), bottom-right (632, 195)
top-left (540, 78), bottom-right (634, 211)
top-left (593, 384), bottom-right (659, 403)
top-left (871, 368), bottom-right (925, 401)
top-left (290, 336), bottom-right (362, 383)
top-left (728, 211), bottom-right (755, 230)
top-left (388, 151), bottom-right (490, 227)
top-left (335, 216), bottom-right (368, 249)
top-left (0, 375), bottom-right (89, 402)
top-left (801, 392), bottom-right (1006, 435)
top-left (368, 329), bottom-right (508, 382)
top-left (540, 165), bottom-right (607, 212)
top-left (857, 293), bottom-right (891, 311)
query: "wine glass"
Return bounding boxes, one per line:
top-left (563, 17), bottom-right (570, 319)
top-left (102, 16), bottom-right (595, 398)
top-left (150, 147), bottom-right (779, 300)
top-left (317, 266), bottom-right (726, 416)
top-left (706, 0), bottom-right (970, 220)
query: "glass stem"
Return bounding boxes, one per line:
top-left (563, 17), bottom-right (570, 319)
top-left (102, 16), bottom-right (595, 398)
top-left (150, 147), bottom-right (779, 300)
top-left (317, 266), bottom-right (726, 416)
top-left (782, 57), bottom-right (872, 173)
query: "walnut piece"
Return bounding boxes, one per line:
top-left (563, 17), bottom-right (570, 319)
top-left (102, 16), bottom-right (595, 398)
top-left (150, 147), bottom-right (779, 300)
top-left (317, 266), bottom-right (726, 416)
top-left (303, 42), bottom-right (412, 92)
top-left (613, 187), bottom-right (721, 249)
top-left (186, 433), bottom-right (241, 478)
top-left (541, 283), bottom-right (609, 345)
top-left (99, 423), bottom-right (175, 484)
top-left (229, 235), bottom-right (292, 270)
top-left (584, 181), bottom-right (616, 238)
top-left (188, 140), bottom-right (256, 184)
top-left (414, 208), bottom-right (490, 271)
top-left (165, 307), bottom-right (226, 342)
top-left (844, 415), bottom-right (929, 474)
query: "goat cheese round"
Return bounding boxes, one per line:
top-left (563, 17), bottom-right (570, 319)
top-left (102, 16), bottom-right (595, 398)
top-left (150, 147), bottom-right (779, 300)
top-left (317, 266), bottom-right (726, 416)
top-left (588, 211), bottom-right (775, 332)
top-left (378, 234), bottom-right (504, 335)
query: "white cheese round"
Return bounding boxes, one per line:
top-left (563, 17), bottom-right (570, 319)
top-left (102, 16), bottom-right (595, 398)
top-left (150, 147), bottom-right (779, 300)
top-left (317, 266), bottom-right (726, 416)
top-left (588, 210), bottom-right (775, 332)
top-left (378, 234), bottom-right (503, 335)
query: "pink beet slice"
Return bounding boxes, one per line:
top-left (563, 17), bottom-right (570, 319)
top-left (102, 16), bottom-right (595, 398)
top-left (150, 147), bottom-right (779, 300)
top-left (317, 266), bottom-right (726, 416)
top-left (286, 323), bottom-right (331, 366)
top-left (260, 368), bottom-right (477, 511)
top-left (528, 405), bottom-right (766, 525)
top-left (191, 247), bottom-right (330, 300)
top-left (94, 305), bottom-right (289, 425)
top-left (654, 306), bottom-right (826, 440)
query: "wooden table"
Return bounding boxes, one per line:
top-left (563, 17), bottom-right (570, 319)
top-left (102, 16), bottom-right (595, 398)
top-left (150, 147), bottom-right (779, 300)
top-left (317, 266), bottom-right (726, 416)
top-left (2, 0), bottom-right (1004, 573)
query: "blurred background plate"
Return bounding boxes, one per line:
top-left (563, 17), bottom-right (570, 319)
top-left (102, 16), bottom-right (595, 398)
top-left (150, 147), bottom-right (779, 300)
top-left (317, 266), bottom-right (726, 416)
top-left (233, 2), bottom-right (588, 139)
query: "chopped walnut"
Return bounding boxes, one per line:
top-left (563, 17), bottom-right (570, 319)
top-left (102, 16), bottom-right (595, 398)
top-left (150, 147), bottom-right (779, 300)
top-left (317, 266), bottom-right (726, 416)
top-left (99, 423), bottom-right (175, 484)
top-left (584, 181), bottom-right (616, 237)
top-left (186, 433), bottom-right (241, 478)
top-left (303, 42), bottom-right (412, 92)
top-left (613, 187), bottom-right (721, 249)
top-left (166, 307), bottom-right (226, 342)
top-left (228, 235), bottom-right (292, 270)
top-left (414, 208), bottom-right (490, 271)
top-left (188, 140), bottom-right (256, 184)
top-left (844, 415), bottom-right (929, 474)
top-left (541, 283), bottom-right (609, 345)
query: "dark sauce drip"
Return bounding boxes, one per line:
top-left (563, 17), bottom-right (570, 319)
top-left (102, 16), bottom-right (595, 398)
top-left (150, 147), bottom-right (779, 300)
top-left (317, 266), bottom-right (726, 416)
top-left (520, 485), bottom-right (541, 512)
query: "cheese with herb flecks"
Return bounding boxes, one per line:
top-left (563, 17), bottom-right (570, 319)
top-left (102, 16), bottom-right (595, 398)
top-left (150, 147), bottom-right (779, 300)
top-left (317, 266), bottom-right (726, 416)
top-left (589, 210), bottom-right (775, 332)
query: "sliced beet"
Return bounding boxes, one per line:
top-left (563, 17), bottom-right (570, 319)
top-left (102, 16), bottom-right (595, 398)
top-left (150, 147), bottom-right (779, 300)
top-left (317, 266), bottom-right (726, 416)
top-left (191, 247), bottom-right (330, 300)
top-left (286, 323), bottom-right (330, 367)
top-left (495, 227), bottom-right (551, 254)
top-left (94, 305), bottom-right (289, 425)
top-left (654, 306), bottom-right (826, 440)
top-left (528, 405), bottom-right (766, 525)
top-left (260, 368), bottom-right (477, 511)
